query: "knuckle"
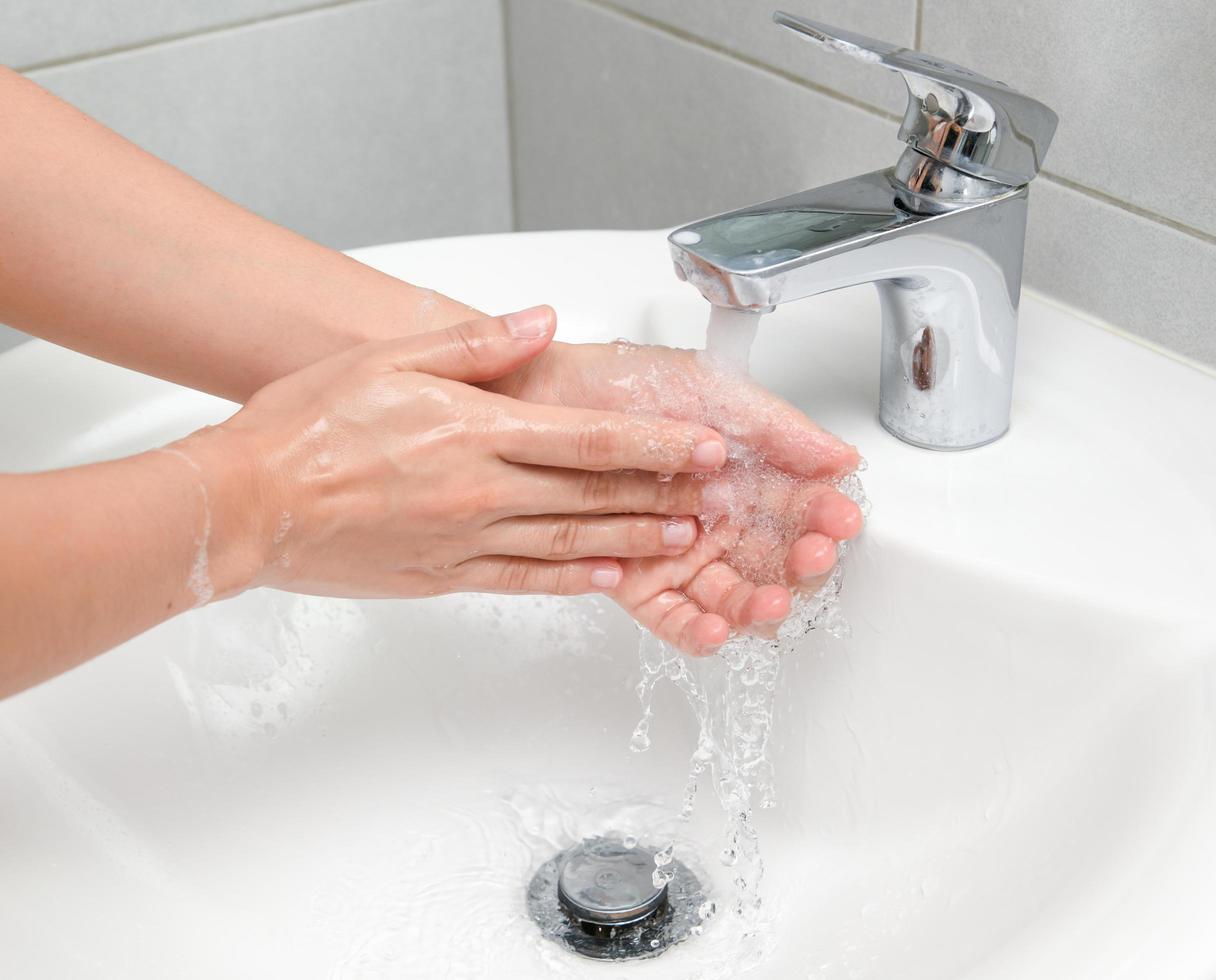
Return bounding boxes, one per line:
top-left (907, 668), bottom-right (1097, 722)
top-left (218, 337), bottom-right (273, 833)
top-left (654, 594), bottom-right (691, 635)
top-left (549, 520), bottom-right (585, 557)
top-left (580, 470), bottom-right (614, 511)
top-left (500, 557), bottom-right (535, 593)
top-left (448, 322), bottom-right (484, 365)
top-left (648, 475), bottom-right (697, 517)
top-left (655, 478), bottom-right (687, 515)
top-left (575, 422), bottom-right (619, 469)
top-left (454, 484), bottom-right (500, 521)
top-left (722, 579), bottom-right (752, 618)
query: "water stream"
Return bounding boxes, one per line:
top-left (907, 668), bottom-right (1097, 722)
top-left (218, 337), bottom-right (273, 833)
top-left (629, 305), bottom-right (869, 960)
top-left (155, 305), bottom-right (869, 977)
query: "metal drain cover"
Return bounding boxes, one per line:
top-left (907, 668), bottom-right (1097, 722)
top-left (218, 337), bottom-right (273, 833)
top-left (558, 837), bottom-right (667, 926)
top-left (527, 836), bottom-right (708, 960)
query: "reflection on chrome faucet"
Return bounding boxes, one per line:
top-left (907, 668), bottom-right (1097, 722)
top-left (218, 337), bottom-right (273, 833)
top-left (668, 12), bottom-right (1058, 451)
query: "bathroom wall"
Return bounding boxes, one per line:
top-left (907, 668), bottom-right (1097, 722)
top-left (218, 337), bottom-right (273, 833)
top-left (0, 0), bottom-right (513, 353)
top-left (504, 0), bottom-right (1216, 368)
top-left (4, 0), bottom-right (1212, 367)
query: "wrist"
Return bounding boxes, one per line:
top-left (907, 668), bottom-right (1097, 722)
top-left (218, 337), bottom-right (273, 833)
top-left (340, 270), bottom-right (484, 345)
top-left (164, 424), bottom-right (275, 601)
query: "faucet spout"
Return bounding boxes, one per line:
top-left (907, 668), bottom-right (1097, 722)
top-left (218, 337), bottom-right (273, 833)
top-left (668, 13), bottom-right (1056, 451)
top-left (669, 168), bottom-right (1029, 450)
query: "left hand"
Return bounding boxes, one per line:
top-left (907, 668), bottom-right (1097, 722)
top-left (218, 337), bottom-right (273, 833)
top-left (486, 340), bottom-right (864, 654)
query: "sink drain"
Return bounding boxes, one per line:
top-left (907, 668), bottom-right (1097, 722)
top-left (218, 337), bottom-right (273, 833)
top-left (527, 836), bottom-right (709, 960)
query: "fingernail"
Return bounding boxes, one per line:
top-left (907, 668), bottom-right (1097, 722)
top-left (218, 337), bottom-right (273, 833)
top-left (690, 439), bottom-right (726, 469)
top-left (662, 518), bottom-right (695, 548)
top-left (504, 306), bottom-right (551, 339)
top-left (590, 565), bottom-right (621, 589)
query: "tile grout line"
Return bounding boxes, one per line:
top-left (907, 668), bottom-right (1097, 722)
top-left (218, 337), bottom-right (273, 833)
top-left (1038, 172), bottom-right (1216, 247)
top-left (20, 0), bottom-right (1215, 250)
top-left (580, 0), bottom-right (1216, 248)
top-left (581, 0), bottom-right (902, 123)
top-left (914, 0), bottom-right (925, 50)
top-left (15, 0), bottom-right (369, 73)
top-left (500, 0), bottom-right (522, 233)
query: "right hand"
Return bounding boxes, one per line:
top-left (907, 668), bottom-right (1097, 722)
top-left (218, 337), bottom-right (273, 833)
top-left (483, 337), bottom-right (864, 652)
top-left (203, 306), bottom-right (729, 599)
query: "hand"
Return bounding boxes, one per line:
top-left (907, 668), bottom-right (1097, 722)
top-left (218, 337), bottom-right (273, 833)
top-left (487, 340), bottom-right (864, 652)
top-left (611, 462), bottom-right (864, 653)
top-left (209, 307), bottom-right (733, 599)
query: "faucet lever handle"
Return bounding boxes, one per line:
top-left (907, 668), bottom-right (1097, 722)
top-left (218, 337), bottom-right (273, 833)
top-left (773, 11), bottom-right (1057, 187)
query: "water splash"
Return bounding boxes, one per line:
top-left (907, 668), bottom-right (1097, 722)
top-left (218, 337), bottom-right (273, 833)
top-left (704, 306), bottom-right (763, 373)
top-left (629, 308), bottom-right (870, 946)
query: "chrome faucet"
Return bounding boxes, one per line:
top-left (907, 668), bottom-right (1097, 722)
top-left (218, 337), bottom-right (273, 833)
top-left (668, 13), bottom-right (1058, 450)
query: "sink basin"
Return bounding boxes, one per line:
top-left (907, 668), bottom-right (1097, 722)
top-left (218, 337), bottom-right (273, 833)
top-left (1, 230), bottom-right (1214, 979)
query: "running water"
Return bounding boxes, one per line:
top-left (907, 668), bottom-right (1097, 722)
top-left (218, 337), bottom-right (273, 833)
top-left (704, 306), bottom-right (762, 373)
top-left (629, 306), bottom-right (869, 954)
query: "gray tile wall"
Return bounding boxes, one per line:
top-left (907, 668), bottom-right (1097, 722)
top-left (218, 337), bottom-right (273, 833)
top-left (504, 0), bottom-right (1216, 367)
top-left (4, 0), bottom-right (1213, 365)
top-left (0, 0), bottom-right (513, 354)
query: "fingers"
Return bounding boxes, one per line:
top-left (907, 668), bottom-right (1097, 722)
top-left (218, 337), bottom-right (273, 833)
top-left (451, 555), bottom-right (623, 596)
top-left (612, 526), bottom-right (790, 636)
top-left (804, 488), bottom-right (864, 541)
top-left (495, 401), bottom-right (727, 475)
top-left (785, 532), bottom-right (838, 585)
top-left (484, 515), bottom-right (698, 559)
top-left (514, 467), bottom-right (706, 517)
top-left (706, 383), bottom-right (859, 480)
top-left (683, 560), bottom-right (791, 631)
top-left (783, 487), bottom-right (863, 585)
top-left (580, 344), bottom-right (859, 480)
top-left (630, 589), bottom-right (730, 657)
top-left (373, 306), bottom-right (557, 383)
top-left (741, 411), bottom-right (860, 480)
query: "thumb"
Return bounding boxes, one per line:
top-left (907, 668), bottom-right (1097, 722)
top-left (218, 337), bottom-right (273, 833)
top-left (379, 305), bottom-right (555, 383)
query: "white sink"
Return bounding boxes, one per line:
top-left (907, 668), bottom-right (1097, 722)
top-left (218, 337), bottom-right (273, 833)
top-left (1, 231), bottom-right (1214, 979)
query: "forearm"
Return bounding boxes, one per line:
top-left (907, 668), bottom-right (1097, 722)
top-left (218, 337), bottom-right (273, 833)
top-left (0, 68), bottom-right (476, 402)
top-left (0, 428), bottom-right (265, 697)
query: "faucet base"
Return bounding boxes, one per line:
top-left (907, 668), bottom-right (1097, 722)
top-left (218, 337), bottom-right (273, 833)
top-left (880, 417), bottom-right (1010, 452)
